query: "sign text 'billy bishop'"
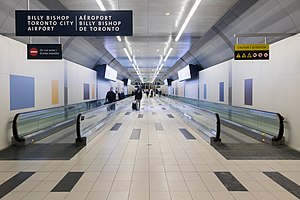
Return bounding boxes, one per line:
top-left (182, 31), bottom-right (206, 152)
top-left (16, 10), bottom-right (133, 36)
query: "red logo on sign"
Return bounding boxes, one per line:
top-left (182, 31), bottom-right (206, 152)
top-left (30, 48), bottom-right (38, 57)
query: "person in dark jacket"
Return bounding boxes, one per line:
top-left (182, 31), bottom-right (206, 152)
top-left (135, 88), bottom-right (143, 111)
top-left (105, 87), bottom-right (116, 110)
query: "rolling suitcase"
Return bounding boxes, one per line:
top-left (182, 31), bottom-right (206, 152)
top-left (132, 101), bottom-right (137, 110)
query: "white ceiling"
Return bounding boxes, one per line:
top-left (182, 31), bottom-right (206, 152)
top-left (59, 0), bottom-right (237, 82)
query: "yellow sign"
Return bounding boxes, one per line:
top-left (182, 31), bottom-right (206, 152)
top-left (235, 44), bottom-right (269, 51)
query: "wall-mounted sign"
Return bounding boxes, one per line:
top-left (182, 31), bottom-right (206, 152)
top-left (27, 44), bottom-right (62, 59)
top-left (234, 44), bottom-right (269, 60)
top-left (16, 10), bottom-right (133, 36)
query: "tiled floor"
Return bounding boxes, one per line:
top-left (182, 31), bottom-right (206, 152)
top-left (0, 97), bottom-right (300, 200)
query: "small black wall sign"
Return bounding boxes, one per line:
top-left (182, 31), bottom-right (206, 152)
top-left (27, 44), bottom-right (62, 60)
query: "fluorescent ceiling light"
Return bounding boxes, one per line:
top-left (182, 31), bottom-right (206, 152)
top-left (175, 0), bottom-right (202, 42)
top-left (116, 36), bottom-right (122, 42)
top-left (123, 48), bottom-right (132, 62)
top-left (164, 48), bottom-right (173, 62)
top-left (95, 1), bottom-right (122, 44)
top-left (132, 63), bottom-right (137, 70)
top-left (96, 0), bottom-right (106, 11)
top-left (159, 63), bottom-right (164, 71)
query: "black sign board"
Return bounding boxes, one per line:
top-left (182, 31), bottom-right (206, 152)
top-left (16, 10), bottom-right (133, 36)
top-left (234, 44), bottom-right (269, 60)
top-left (27, 44), bottom-right (62, 60)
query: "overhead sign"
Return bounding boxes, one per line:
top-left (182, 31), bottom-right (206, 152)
top-left (27, 44), bottom-right (62, 59)
top-left (16, 10), bottom-right (133, 36)
top-left (234, 44), bottom-right (269, 60)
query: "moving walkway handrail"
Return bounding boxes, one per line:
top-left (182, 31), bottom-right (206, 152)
top-left (167, 94), bottom-right (284, 141)
top-left (12, 113), bottom-right (24, 142)
top-left (165, 98), bottom-right (221, 142)
top-left (12, 99), bottom-right (105, 143)
top-left (273, 113), bottom-right (284, 142)
top-left (215, 113), bottom-right (221, 142)
top-left (75, 98), bottom-right (132, 143)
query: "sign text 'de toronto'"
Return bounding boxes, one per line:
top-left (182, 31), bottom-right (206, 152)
top-left (16, 10), bottom-right (133, 36)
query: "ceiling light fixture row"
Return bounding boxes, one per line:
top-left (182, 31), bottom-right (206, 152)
top-left (124, 48), bottom-right (143, 82)
top-left (151, 47), bottom-right (173, 83)
top-left (153, 0), bottom-right (202, 83)
top-left (175, 0), bottom-right (202, 42)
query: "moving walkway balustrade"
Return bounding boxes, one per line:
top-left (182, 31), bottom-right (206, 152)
top-left (166, 95), bottom-right (284, 144)
top-left (12, 99), bottom-right (105, 144)
top-left (160, 98), bottom-right (221, 143)
top-left (76, 97), bottom-right (133, 145)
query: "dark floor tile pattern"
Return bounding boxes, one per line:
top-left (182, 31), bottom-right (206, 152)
top-left (167, 114), bottom-right (174, 118)
top-left (0, 144), bottom-right (84, 160)
top-left (264, 172), bottom-right (300, 199)
top-left (162, 107), bottom-right (166, 110)
top-left (214, 172), bottom-right (247, 191)
top-left (0, 172), bottom-right (35, 198)
top-left (130, 129), bottom-right (141, 140)
top-left (155, 123), bottom-right (164, 131)
top-left (179, 128), bottom-right (196, 140)
top-left (152, 112), bottom-right (157, 115)
top-left (212, 143), bottom-right (300, 160)
top-left (51, 172), bottom-right (84, 192)
top-left (138, 114), bottom-right (143, 118)
top-left (110, 123), bottom-right (122, 131)
top-left (125, 112), bottom-right (131, 115)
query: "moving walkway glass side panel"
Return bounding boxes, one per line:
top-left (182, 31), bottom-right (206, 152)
top-left (167, 95), bottom-right (280, 138)
top-left (16, 99), bottom-right (105, 138)
top-left (165, 98), bottom-right (218, 139)
top-left (80, 98), bottom-right (133, 138)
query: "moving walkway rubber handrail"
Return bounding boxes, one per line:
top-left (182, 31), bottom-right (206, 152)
top-left (273, 113), bottom-right (284, 142)
top-left (167, 94), bottom-right (284, 142)
top-left (214, 113), bottom-right (221, 142)
top-left (76, 113), bottom-right (84, 143)
top-left (12, 99), bottom-right (105, 143)
top-left (75, 98), bottom-right (132, 142)
top-left (12, 113), bottom-right (24, 142)
top-left (166, 99), bottom-right (221, 141)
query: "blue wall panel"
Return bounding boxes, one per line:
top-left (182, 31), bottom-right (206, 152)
top-left (245, 79), bottom-right (253, 106)
top-left (219, 82), bottom-right (224, 102)
top-left (83, 83), bottom-right (90, 100)
top-left (204, 84), bottom-right (207, 99)
top-left (10, 75), bottom-right (35, 110)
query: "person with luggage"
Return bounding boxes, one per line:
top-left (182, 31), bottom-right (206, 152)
top-left (105, 87), bottom-right (116, 111)
top-left (134, 87), bottom-right (143, 111)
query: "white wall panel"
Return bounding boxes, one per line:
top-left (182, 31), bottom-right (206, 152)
top-left (199, 60), bottom-right (231, 104)
top-left (0, 35), bottom-right (65, 149)
top-left (97, 80), bottom-right (111, 100)
top-left (184, 79), bottom-right (198, 99)
top-left (67, 60), bottom-right (96, 104)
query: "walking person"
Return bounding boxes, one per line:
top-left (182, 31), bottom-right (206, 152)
top-left (105, 87), bottom-right (116, 110)
top-left (135, 87), bottom-right (143, 111)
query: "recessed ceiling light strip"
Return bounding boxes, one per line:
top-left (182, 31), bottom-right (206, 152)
top-left (175, 0), bottom-right (202, 42)
top-left (124, 48), bottom-right (132, 62)
top-left (164, 48), bottom-right (173, 62)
